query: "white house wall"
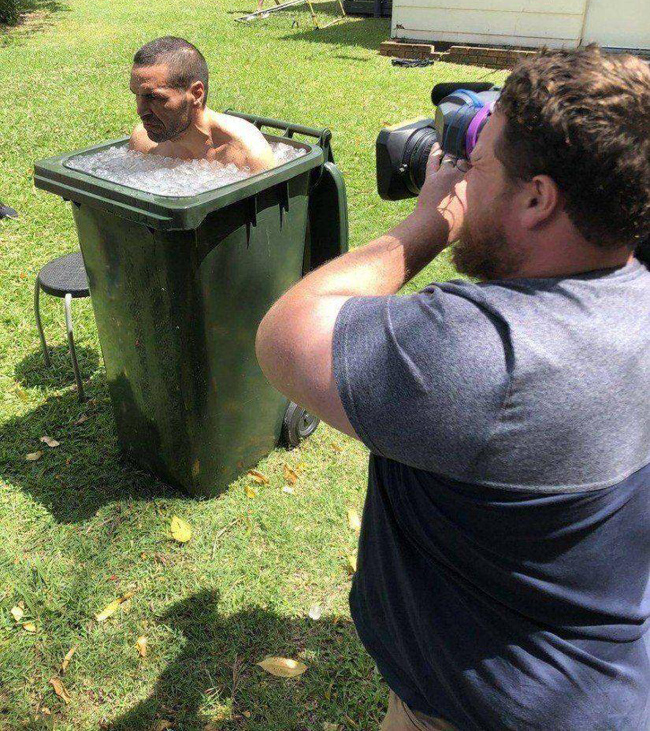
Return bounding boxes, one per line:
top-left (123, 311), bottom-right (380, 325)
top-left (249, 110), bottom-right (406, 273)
top-left (582, 0), bottom-right (650, 49)
top-left (391, 0), bottom-right (650, 49)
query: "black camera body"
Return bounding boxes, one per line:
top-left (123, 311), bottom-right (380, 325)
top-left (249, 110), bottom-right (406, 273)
top-left (376, 82), bottom-right (500, 201)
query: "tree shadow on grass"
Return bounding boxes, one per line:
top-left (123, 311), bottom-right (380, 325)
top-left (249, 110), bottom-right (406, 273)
top-left (0, 371), bottom-right (179, 524)
top-left (0, 0), bottom-right (69, 46)
top-left (108, 589), bottom-right (385, 731)
top-left (283, 15), bottom-right (389, 52)
top-left (14, 344), bottom-right (100, 391)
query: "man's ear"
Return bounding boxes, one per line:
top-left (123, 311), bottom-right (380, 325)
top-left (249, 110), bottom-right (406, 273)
top-left (189, 80), bottom-right (205, 107)
top-left (521, 174), bottom-right (562, 229)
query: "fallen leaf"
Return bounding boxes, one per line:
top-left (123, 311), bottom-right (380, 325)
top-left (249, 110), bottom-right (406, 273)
top-left (245, 484), bottom-right (257, 498)
top-left (170, 516), bottom-right (192, 543)
top-left (74, 414), bottom-right (88, 425)
top-left (283, 464), bottom-right (298, 485)
top-left (308, 604), bottom-right (322, 621)
top-left (61, 646), bottom-right (76, 673)
top-left (23, 622), bottom-right (37, 633)
top-left (323, 724), bottom-right (341, 731)
top-left (40, 707), bottom-right (51, 716)
top-left (95, 591), bottom-right (135, 622)
top-left (26, 451), bottom-right (43, 461)
top-left (15, 386), bottom-right (29, 402)
top-left (153, 722), bottom-right (174, 731)
top-left (282, 486), bottom-right (294, 495)
top-left (136, 635), bottom-right (147, 658)
top-left (40, 435), bottom-right (60, 448)
top-left (247, 469), bottom-right (269, 485)
top-left (10, 605), bottom-right (24, 623)
top-left (346, 554), bottom-right (357, 575)
top-left (257, 656), bottom-right (308, 678)
top-left (347, 508), bottom-right (361, 533)
top-left (331, 442), bottom-right (342, 452)
top-left (243, 711), bottom-right (251, 718)
top-left (49, 677), bottom-right (71, 704)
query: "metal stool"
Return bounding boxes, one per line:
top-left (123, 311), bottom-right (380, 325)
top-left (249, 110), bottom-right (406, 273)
top-left (35, 251), bottom-right (90, 401)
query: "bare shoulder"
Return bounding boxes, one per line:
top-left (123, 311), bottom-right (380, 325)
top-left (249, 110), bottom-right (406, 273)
top-left (209, 110), bottom-right (264, 139)
top-left (129, 123), bottom-right (157, 153)
top-left (209, 110), bottom-right (276, 172)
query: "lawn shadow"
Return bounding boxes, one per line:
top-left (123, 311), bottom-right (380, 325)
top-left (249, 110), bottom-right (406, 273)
top-left (0, 374), bottom-right (180, 524)
top-left (108, 589), bottom-right (385, 730)
top-left (14, 344), bottom-right (99, 390)
top-left (283, 15), bottom-right (389, 52)
top-left (0, 0), bottom-right (69, 46)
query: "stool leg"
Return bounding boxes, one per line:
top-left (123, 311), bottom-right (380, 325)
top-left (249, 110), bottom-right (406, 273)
top-left (64, 293), bottom-right (85, 402)
top-left (34, 279), bottom-right (51, 367)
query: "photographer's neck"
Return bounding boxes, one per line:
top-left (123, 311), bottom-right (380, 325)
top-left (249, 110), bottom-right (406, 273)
top-left (506, 222), bottom-right (634, 280)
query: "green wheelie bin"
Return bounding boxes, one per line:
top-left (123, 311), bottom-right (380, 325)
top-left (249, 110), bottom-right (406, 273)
top-left (34, 113), bottom-right (348, 498)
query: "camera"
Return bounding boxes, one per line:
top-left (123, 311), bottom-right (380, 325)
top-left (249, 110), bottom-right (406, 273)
top-left (375, 82), bottom-right (649, 267)
top-left (376, 82), bottom-right (500, 200)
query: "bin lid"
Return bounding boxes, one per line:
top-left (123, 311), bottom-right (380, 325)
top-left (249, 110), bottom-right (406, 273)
top-left (34, 135), bottom-right (324, 231)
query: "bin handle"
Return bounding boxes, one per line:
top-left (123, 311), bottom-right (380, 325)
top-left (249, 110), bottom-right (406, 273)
top-left (224, 110), bottom-right (334, 162)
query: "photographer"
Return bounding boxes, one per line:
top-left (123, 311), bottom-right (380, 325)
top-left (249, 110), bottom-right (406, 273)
top-left (256, 46), bottom-right (650, 730)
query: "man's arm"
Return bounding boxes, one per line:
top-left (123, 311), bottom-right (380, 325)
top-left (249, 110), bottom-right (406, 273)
top-left (255, 148), bottom-right (468, 438)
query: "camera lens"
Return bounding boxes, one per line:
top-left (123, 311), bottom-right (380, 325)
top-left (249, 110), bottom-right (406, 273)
top-left (403, 128), bottom-right (438, 194)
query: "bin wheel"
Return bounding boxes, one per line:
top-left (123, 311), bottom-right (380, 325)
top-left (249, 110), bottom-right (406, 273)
top-left (282, 402), bottom-right (319, 448)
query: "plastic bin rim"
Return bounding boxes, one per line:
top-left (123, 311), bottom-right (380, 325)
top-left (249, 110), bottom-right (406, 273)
top-left (34, 134), bottom-right (325, 231)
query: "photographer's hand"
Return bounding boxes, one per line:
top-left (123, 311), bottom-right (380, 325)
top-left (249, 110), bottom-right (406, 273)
top-left (414, 142), bottom-right (468, 244)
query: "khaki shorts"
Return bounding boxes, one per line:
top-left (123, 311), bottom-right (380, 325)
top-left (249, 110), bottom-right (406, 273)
top-left (381, 691), bottom-right (457, 731)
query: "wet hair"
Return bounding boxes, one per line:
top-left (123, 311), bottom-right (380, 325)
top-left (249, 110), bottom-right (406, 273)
top-left (133, 36), bottom-right (209, 107)
top-left (496, 45), bottom-right (650, 249)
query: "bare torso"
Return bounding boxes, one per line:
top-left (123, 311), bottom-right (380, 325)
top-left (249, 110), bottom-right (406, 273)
top-left (129, 109), bottom-right (276, 173)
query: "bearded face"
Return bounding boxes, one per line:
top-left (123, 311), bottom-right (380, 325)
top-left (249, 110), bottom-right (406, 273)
top-left (451, 112), bottom-right (527, 281)
top-left (452, 192), bottom-right (525, 281)
top-left (130, 64), bottom-right (195, 143)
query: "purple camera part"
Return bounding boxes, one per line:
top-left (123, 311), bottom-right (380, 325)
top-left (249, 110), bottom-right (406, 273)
top-left (466, 102), bottom-right (494, 157)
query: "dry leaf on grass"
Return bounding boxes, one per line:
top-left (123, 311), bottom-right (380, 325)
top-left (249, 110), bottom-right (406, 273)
top-left (283, 464), bottom-right (299, 485)
top-left (323, 724), bottom-right (341, 731)
top-left (153, 721), bottom-right (174, 731)
top-left (74, 414), bottom-right (89, 425)
top-left (26, 451), bottom-right (43, 461)
top-left (136, 636), bottom-right (147, 657)
top-left (247, 469), bottom-right (269, 484)
top-left (49, 677), bottom-right (71, 704)
top-left (170, 516), bottom-right (192, 543)
top-left (10, 604), bottom-right (24, 623)
top-left (256, 656), bottom-right (308, 678)
top-left (347, 508), bottom-right (361, 533)
top-left (245, 484), bottom-right (257, 498)
top-left (22, 622), bottom-right (37, 633)
top-left (61, 646), bottom-right (76, 673)
top-left (308, 604), bottom-right (322, 621)
top-left (331, 442), bottom-right (342, 452)
top-left (15, 386), bottom-right (29, 402)
top-left (346, 554), bottom-right (357, 575)
top-left (40, 436), bottom-right (60, 448)
top-left (95, 591), bottom-right (135, 622)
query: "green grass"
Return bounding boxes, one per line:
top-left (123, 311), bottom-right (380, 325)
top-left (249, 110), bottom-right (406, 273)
top-left (0, 3), bottom-right (506, 728)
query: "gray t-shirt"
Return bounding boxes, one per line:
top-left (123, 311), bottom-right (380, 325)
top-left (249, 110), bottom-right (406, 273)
top-left (333, 257), bottom-right (650, 730)
top-left (335, 258), bottom-right (650, 492)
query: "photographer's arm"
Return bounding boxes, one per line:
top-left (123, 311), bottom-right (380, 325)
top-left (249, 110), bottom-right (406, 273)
top-left (255, 149), bottom-right (467, 439)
